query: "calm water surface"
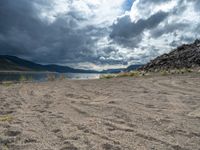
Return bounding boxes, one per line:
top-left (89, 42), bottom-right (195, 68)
top-left (0, 72), bottom-right (101, 82)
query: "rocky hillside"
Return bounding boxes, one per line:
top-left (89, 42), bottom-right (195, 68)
top-left (140, 40), bottom-right (200, 71)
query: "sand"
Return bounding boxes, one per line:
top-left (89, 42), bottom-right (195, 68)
top-left (0, 74), bottom-right (200, 150)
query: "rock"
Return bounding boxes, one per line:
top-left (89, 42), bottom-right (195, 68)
top-left (139, 39), bottom-right (200, 71)
top-left (102, 143), bottom-right (121, 150)
top-left (5, 127), bottom-right (21, 137)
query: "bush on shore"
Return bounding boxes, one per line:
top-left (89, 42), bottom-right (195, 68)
top-left (100, 68), bottom-right (196, 79)
top-left (100, 71), bottom-right (146, 79)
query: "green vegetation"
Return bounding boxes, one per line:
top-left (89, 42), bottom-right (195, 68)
top-left (27, 76), bottom-right (33, 81)
top-left (19, 74), bottom-right (26, 82)
top-left (19, 75), bottom-right (34, 82)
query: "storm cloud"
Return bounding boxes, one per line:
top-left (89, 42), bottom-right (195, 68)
top-left (0, 0), bottom-right (200, 70)
top-left (110, 11), bottom-right (169, 47)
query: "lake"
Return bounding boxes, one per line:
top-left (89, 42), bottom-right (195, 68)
top-left (0, 72), bottom-right (101, 82)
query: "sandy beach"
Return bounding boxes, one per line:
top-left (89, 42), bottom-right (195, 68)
top-left (0, 74), bottom-right (200, 150)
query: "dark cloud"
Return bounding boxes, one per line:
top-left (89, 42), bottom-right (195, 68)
top-left (194, 1), bottom-right (200, 12)
top-left (110, 11), bottom-right (169, 47)
top-left (0, 0), bottom-right (109, 66)
top-left (150, 23), bottom-right (189, 38)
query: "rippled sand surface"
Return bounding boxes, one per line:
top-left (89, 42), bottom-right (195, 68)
top-left (0, 74), bottom-right (200, 150)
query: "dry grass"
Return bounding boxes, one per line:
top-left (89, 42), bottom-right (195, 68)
top-left (0, 115), bottom-right (14, 122)
top-left (100, 74), bottom-right (116, 79)
top-left (158, 68), bottom-right (194, 76)
top-left (47, 74), bottom-right (56, 81)
top-left (59, 74), bottom-right (66, 81)
top-left (100, 71), bottom-right (145, 79)
top-left (100, 68), bottom-right (197, 79)
top-left (19, 75), bottom-right (27, 81)
top-left (1, 81), bottom-right (14, 87)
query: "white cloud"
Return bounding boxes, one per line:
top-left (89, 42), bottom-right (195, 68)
top-left (109, 0), bottom-right (200, 65)
top-left (35, 0), bottom-right (126, 26)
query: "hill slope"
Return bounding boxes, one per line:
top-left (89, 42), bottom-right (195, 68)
top-left (126, 64), bottom-right (143, 72)
top-left (0, 55), bottom-right (98, 73)
top-left (0, 55), bottom-right (46, 71)
top-left (140, 40), bottom-right (200, 71)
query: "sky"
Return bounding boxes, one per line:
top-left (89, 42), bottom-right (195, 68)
top-left (0, 0), bottom-right (200, 70)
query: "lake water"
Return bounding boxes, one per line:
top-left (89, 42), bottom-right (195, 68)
top-left (0, 72), bottom-right (101, 82)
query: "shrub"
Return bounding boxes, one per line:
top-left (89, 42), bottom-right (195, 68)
top-left (100, 71), bottom-right (148, 79)
top-left (117, 72), bottom-right (130, 78)
top-left (100, 74), bottom-right (116, 79)
top-left (160, 70), bottom-right (169, 76)
top-left (19, 75), bottom-right (26, 82)
top-left (47, 74), bottom-right (56, 81)
top-left (27, 76), bottom-right (33, 81)
top-left (59, 74), bottom-right (66, 80)
top-left (129, 71), bottom-right (141, 77)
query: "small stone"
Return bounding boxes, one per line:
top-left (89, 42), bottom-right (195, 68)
top-left (5, 128), bottom-right (21, 137)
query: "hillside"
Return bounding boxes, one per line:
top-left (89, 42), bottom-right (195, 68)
top-left (140, 40), bottom-right (200, 71)
top-left (126, 64), bottom-right (143, 72)
top-left (0, 55), bottom-right (98, 73)
top-left (0, 55), bottom-right (46, 71)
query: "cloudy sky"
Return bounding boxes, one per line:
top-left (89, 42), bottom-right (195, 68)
top-left (0, 0), bottom-right (200, 70)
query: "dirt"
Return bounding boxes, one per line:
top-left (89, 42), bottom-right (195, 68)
top-left (0, 74), bottom-right (200, 150)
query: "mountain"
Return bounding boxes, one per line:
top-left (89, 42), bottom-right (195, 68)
top-left (101, 64), bottom-right (143, 73)
top-left (0, 55), bottom-right (98, 73)
top-left (125, 64), bottom-right (143, 72)
top-left (139, 39), bottom-right (200, 71)
top-left (101, 68), bottom-right (125, 73)
top-left (43, 65), bottom-right (98, 73)
top-left (0, 55), bottom-right (44, 71)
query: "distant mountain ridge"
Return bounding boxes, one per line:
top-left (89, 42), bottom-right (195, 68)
top-left (101, 68), bottom-right (125, 73)
top-left (0, 55), bottom-right (143, 73)
top-left (125, 64), bottom-right (143, 72)
top-left (0, 55), bottom-right (98, 73)
top-left (139, 39), bottom-right (200, 71)
top-left (101, 65), bottom-right (143, 73)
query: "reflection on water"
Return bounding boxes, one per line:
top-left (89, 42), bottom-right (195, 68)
top-left (0, 72), bottom-right (101, 82)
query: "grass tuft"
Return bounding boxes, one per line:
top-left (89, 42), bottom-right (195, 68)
top-left (47, 74), bottom-right (56, 81)
top-left (0, 115), bottom-right (14, 122)
top-left (1, 82), bottom-right (13, 87)
top-left (59, 74), bottom-right (66, 81)
top-left (160, 70), bottom-right (170, 76)
top-left (19, 75), bottom-right (26, 82)
top-left (100, 71), bottom-right (146, 79)
top-left (100, 74), bottom-right (116, 79)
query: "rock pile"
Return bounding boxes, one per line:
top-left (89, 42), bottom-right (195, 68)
top-left (140, 39), bottom-right (200, 71)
